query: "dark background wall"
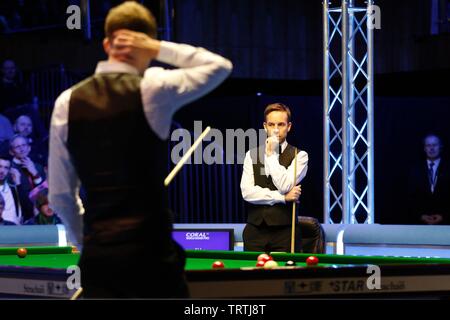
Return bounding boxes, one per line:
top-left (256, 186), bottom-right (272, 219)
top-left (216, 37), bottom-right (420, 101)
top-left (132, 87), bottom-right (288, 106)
top-left (174, 0), bottom-right (449, 79)
top-left (1, 0), bottom-right (449, 78)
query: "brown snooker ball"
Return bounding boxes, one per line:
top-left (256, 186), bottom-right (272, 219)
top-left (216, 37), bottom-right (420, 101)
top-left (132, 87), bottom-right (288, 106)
top-left (17, 248), bottom-right (27, 258)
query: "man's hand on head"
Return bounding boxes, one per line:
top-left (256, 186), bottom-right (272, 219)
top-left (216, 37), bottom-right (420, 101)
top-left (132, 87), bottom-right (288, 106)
top-left (111, 29), bottom-right (161, 61)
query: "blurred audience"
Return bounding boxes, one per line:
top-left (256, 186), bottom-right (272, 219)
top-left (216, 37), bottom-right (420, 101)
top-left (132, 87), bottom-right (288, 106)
top-left (9, 135), bottom-right (46, 221)
top-left (13, 115), bottom-right (48, 165)
top-left (0, 155), bottom-right (26, 225)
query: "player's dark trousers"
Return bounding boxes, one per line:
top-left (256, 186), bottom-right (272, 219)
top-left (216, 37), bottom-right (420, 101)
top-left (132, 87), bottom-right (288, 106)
top-left (79, 241), bottom-right (189, 298)
top-left (243, 222), bottom-right (302, 253)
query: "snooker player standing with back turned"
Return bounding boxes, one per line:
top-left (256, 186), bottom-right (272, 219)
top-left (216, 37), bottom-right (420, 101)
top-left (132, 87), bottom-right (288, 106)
top-left (48, 1), bottom-right (232, 298)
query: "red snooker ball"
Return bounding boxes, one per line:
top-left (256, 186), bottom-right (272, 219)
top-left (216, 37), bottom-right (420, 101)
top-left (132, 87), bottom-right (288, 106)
top-left (257, 253), bottom-right (273, 263)
top-left (17, 248), bottom-right (27, 258)
top-left (212, 261), bottom-right (225, 269)
top-left (306, 256), bottom-right (319, 266)
top-left (256, 260), bottom-right (266, 267)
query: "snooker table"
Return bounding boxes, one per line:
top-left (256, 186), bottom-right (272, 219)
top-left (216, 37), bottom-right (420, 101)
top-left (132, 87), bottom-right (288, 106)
top-left (1, 246), bottom-right (450, 298)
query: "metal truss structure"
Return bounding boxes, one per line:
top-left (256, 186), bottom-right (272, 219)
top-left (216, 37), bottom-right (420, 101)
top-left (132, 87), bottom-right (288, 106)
top-left (323, 0), bottom-right (375, 224)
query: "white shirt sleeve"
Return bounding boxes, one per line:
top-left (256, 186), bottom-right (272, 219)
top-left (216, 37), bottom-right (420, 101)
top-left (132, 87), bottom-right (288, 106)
top-left (48, 88), bottom-right (84, 250)
top-left (264, 150), bottom-right (308, 194)
top-left (141, 41), bottom-right (233, 140)
top-left (240, 151), bottom-right (286, 206)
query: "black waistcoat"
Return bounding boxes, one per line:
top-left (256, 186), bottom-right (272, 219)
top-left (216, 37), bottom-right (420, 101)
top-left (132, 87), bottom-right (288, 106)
top-left (67, 73), bottom-right (171, 246)
top-left (247, 144), bottom-right (297, 226)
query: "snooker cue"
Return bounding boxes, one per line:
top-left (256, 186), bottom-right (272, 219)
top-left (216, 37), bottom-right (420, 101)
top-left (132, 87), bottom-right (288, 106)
top-left (70, 287), bottom-right (83, 300)
top-left (164, 126), bottom-right (211, 187)
top-left (290, 148), bottom-right (298, 254)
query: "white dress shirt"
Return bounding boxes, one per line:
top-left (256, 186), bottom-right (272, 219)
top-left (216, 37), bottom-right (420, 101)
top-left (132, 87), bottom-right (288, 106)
top-left (49, 41), bottom-right (232, 249)
top-left (240, 140), bottom-right (308, 206)
top-left (0, 183), bottom-right (21, 225)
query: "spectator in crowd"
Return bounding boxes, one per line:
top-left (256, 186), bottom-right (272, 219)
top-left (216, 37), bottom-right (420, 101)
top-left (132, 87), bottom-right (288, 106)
top-left (13, 115), bottom-right (48, 165)
top-left (24, 190), bottom-right (62, 225)
top-left (0, 194), bottom-right (17, 225)
top-left (13, 114), bottom-right (32, 138)
top-left (406, 134), bottom-right (449, 225)
top-left (9, 135), bottom-right (46, 220)
top-left (0, 154), bottom-right (26, 225)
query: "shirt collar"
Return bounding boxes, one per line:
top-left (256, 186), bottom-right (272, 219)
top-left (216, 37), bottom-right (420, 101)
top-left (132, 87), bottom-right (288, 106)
top-left (427, 158), bottom-right (441, 167)
top-left (0, 181), bottom-right (11, 192)
top-left (281, 140), bottom-right (288, 153)
top-left (95, 61), bottom-right (140, 75)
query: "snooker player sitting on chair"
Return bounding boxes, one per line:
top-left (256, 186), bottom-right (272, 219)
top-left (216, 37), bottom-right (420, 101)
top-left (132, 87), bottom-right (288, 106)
top-left (48, 1), bottom-right (232, 298)
top-left (240, 103), bottom-right (310, 253)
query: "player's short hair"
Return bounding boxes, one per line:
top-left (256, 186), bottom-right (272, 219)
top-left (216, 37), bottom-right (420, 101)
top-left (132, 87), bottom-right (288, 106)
top-left (264, 103), bottom-right (292, 122)
top-left (105, 1), bottom-right (157, 39)
top-left (34, 190), bottom-right (49, 210)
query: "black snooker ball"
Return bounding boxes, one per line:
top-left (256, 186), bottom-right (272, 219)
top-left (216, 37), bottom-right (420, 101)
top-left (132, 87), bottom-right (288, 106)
top-left (285, 260), bottom-right (296, 266)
